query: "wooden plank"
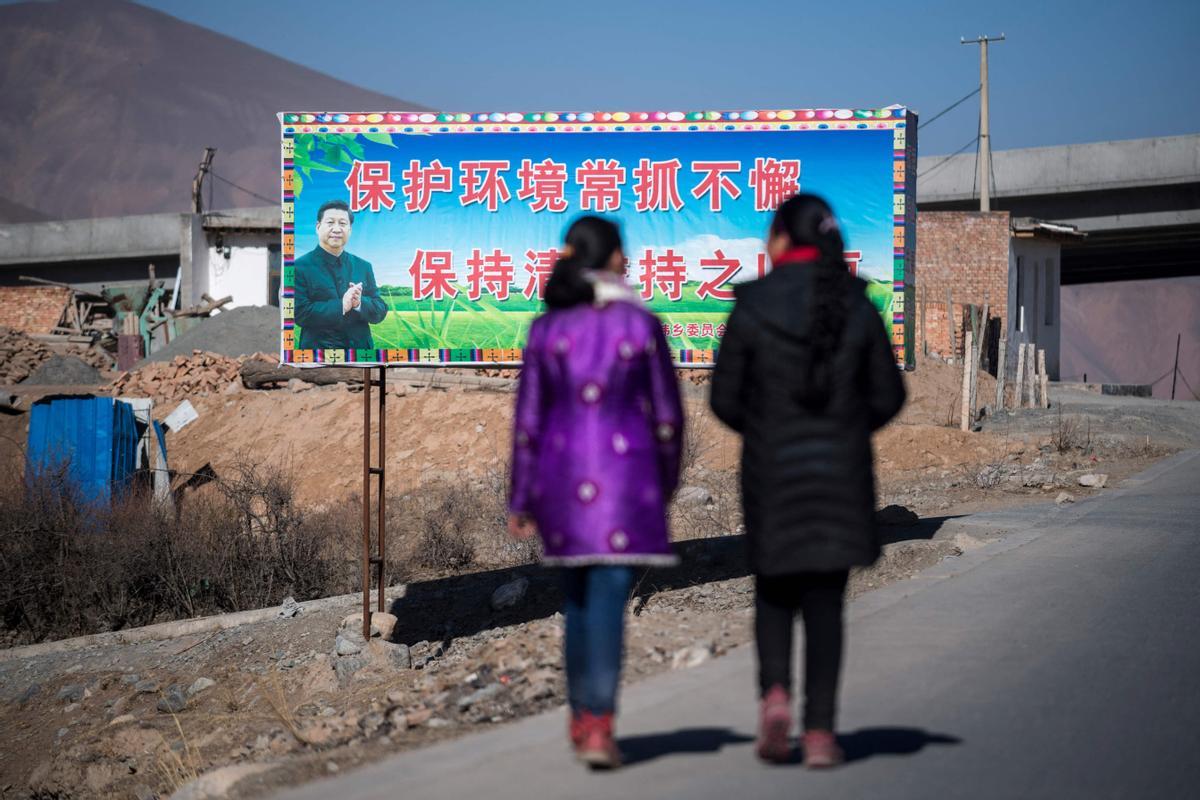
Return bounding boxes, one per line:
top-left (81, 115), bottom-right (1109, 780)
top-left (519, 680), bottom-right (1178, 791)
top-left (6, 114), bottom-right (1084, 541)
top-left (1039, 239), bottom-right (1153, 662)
top-left (945, 289), bottom-right (955, 362)
top-left (995, 338), bottom-right (1008, 410)
top-left (1014, 342), bottom-right (1027, 411)
top-left (1038, 349), bottom-right (1050, 409)
top-left (1026, 344), bottom-right (1038, 408)
top-left (960, 330), bottom-right (974, 432)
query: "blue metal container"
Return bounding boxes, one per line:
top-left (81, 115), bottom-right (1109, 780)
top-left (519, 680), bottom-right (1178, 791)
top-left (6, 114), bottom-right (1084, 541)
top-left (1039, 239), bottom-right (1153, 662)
top-left (26, 396), bottom-right (142, 504)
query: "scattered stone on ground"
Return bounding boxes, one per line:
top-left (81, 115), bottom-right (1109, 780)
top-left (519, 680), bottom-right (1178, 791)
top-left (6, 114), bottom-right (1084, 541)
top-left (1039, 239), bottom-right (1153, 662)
top-left (155, 684), bottom-right (187, 714)
top-left (1078, 473), bottom-right (1109, 488)
top-left (675, 486), bottom-right (713, 506)
top-left (1056, 492), bottom-right (1076, 505)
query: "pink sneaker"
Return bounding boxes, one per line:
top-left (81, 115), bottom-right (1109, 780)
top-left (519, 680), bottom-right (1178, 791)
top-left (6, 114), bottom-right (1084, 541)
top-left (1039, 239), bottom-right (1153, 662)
top-left (575, 712), bottom-right (621, 769)
top-left (801, 729), bottom-right (843, 768)
top-left (569, 711), bottom-right (585, 749)
top-left (756, 685), bottom-right (792, 763)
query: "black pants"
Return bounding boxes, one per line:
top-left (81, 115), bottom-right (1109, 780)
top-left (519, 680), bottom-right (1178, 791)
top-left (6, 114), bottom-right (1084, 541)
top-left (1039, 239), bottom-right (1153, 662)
top-left (755, 570), bottom-right (849, 731)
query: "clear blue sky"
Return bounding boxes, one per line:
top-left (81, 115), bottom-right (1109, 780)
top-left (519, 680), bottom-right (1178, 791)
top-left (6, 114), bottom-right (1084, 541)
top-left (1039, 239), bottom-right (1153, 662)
top-left (133, 0), bottom-right (1198, 156)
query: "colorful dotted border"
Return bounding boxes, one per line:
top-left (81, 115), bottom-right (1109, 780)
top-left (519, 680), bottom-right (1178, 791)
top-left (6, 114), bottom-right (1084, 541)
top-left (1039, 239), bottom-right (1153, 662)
top-left (279, 108), bottom-right (916, 368)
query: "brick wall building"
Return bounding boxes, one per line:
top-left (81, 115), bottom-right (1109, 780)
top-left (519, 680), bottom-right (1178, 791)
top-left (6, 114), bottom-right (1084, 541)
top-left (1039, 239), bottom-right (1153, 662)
top-left (0, 286), bottom-right (70, 334)
top-left (913, 211), bottom-right (1079, 378)
top-left (915, 211), bottom-right (1011, 363)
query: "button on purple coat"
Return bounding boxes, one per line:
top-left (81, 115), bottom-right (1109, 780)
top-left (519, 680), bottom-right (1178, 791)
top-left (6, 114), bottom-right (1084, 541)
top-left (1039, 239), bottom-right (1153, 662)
top-left (509, 283), bottom-right (683, 566)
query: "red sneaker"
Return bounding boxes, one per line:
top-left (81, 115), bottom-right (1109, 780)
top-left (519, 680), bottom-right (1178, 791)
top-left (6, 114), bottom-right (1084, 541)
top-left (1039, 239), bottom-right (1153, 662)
top-left (756, 685), bottom-right (792, 763)
top-left (575, 712), bottom-right (621, 769)
top-left (801, 729), bottom-right (843, 769)
top-left (569, 711), bottom-right (585, 748)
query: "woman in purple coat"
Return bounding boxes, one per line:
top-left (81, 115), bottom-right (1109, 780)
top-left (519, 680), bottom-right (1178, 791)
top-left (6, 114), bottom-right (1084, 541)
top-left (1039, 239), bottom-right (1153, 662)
top-left (508, 216), bottom-right (683, 769)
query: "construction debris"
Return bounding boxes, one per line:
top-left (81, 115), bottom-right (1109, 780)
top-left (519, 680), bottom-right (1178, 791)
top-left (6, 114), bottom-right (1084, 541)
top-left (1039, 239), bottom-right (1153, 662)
top-left (163, 399), bottom-right (199, 432)
top-left (0, 326), bottom-right (111, 385)
top-left (108, 351), bottom-right (257, 401)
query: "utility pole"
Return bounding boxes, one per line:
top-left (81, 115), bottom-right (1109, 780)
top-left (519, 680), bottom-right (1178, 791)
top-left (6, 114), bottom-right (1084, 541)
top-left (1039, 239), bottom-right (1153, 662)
top-left (191, 147), bottom-right (216, 214)
top-left (962, 34), bottom-right (1004, 211)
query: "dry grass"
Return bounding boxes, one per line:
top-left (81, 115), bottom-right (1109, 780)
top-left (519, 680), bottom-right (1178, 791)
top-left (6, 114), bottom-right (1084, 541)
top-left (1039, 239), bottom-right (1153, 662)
top-left (154, 715), bottom-right (202, 796)
top-left (260, 671), bottom-right (310, 745)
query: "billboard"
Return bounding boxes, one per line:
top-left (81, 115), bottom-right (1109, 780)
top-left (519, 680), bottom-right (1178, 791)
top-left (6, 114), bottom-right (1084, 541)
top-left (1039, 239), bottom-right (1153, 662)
top-left (279, 107), bottom-right (916, 368)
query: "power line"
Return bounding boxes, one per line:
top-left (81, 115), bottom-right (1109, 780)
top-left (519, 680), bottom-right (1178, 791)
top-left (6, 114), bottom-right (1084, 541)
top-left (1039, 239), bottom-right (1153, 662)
top-left (971, 115), bottom-right (980, 201)
top-left (918, 86), bottom-right (981, 130)
top-left (209, 170), bottom-right (276, 205)
top-left (1177, 370), bottom-right (1200, 401)
top-left (917, 135), bottom-right (980, 180)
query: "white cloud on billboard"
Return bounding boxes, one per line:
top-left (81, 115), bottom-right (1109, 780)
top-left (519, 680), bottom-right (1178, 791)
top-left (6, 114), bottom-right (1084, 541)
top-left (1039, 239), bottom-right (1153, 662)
top-left (632, 234), bottom-right (767, 286)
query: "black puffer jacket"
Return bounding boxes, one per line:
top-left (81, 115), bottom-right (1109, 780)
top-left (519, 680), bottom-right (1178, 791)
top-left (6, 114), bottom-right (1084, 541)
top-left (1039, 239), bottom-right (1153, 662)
top-left (709, 255), bottom-right (906, 575)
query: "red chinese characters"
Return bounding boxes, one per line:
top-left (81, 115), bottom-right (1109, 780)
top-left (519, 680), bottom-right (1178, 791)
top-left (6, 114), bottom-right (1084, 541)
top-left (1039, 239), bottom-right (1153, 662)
top-left (401, 160), bottom-right (454, 213)
top-left (576, 159), bottom-right (626, 212)
top-left (523, 248), bottom-right (561, 300)
top-left (748, 158), bottom-right (801, 211)
top-left (695, 249), bottom-right (742, 300)
top-left (516, 159), bottom-right (569, 213)
top-left (345, 161), bottom-right (396, 213)
top-left (466, 248), bottom-right (515, 301)
top-left (632, 158), bottom-right (684, 212)
top-left (637, 249), bottom-right (687, 301)
top-left (409, 250), bottom-right (458, 301)
top-left (690, 161), bottom-right (742, 212)
top-left (460, 160), bottom-right (512, 212)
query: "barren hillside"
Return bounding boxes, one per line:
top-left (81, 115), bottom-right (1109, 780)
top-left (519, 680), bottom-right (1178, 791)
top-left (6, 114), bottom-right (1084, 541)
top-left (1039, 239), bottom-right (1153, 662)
top-left (0, 0), bottom-right (428, 221)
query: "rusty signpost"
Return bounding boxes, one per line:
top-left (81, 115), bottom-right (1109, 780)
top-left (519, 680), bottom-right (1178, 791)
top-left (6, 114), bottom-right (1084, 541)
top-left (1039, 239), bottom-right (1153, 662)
top-left (361, 367), bottom-right (386, 639)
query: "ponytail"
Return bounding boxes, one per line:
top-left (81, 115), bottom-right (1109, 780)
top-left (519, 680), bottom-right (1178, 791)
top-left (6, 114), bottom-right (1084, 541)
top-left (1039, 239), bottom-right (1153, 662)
top-left (543, 216), bottom-right (623, 310)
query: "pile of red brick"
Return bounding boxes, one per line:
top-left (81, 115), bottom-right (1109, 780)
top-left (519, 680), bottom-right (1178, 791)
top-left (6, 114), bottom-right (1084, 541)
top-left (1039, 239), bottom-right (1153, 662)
top-left (108, 351), bottom-right (245, 401)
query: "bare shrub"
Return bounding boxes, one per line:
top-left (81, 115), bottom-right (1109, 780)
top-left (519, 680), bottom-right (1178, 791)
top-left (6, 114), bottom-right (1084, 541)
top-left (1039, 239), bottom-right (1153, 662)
top-left (0, 454), bottom-right (360, 645)
top-left (669, 468), bottom-right (742, 541)
top-left (1051, 408), bottom-right (1091, 453)
top-left (680, 401), bottom-right (720, 478)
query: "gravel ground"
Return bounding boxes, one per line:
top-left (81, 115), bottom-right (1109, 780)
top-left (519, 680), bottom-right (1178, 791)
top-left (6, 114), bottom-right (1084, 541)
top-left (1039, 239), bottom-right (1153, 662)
top-left (21, 355), bottom-right (102, 385)
top-left (143, 306), bottom-right (279, 364)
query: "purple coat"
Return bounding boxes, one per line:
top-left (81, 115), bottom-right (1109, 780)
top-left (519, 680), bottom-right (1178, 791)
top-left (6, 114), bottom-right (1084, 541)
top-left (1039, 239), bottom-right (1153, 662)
top-left (509, 282), bottom-right (683, 566)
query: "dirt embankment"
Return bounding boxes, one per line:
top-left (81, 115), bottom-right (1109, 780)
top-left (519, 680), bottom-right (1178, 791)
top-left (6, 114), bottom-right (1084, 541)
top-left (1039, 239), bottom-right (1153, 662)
top-left (0, 354), bottom-right (1191, 799)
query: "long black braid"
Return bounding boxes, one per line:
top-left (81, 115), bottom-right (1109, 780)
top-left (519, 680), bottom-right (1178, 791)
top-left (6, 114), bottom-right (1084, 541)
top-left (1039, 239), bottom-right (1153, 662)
top-left (771, 194), bottom-right (853, 412)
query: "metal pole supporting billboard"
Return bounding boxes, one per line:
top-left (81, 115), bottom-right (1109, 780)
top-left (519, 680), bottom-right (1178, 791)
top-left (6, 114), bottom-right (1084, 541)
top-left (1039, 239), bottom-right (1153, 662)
top-left (962, 34), bottom-right (1004, 212)
top-left (361, 368), bottom-right (387, 639)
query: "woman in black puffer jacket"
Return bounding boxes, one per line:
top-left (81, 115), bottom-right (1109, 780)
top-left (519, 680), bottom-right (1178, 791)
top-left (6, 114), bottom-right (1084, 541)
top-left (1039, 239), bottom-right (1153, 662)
top-left (710, 194), bottom-right (905, 768)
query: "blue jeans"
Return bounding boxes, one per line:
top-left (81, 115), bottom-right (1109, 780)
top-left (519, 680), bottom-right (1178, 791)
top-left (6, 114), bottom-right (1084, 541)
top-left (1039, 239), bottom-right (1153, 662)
top-left (561, 565), bottom-right (635, 715)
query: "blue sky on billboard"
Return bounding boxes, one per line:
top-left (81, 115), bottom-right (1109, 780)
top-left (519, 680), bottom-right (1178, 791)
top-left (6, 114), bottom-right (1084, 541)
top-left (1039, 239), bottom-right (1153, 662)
top-left (129, 0), bottom-right (1199, 155)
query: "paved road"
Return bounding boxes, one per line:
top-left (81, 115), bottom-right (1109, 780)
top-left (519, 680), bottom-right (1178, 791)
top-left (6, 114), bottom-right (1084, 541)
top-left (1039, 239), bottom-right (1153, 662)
top-left (275, 451), bottom-right (1200, 800)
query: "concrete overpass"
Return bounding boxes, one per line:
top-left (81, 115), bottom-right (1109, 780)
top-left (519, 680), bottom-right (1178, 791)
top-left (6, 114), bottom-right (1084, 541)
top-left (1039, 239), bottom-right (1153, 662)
top-left (917, 134), bottom-right (1200, 284)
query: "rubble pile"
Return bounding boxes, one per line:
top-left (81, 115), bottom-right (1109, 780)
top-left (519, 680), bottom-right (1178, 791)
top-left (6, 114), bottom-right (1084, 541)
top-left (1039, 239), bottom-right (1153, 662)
top-left (0, 327), bottom-right (111, 384)
top-left (0, 327), bottom-right (54, 384)
top-left (109, 350), bottom-right (254, 401)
